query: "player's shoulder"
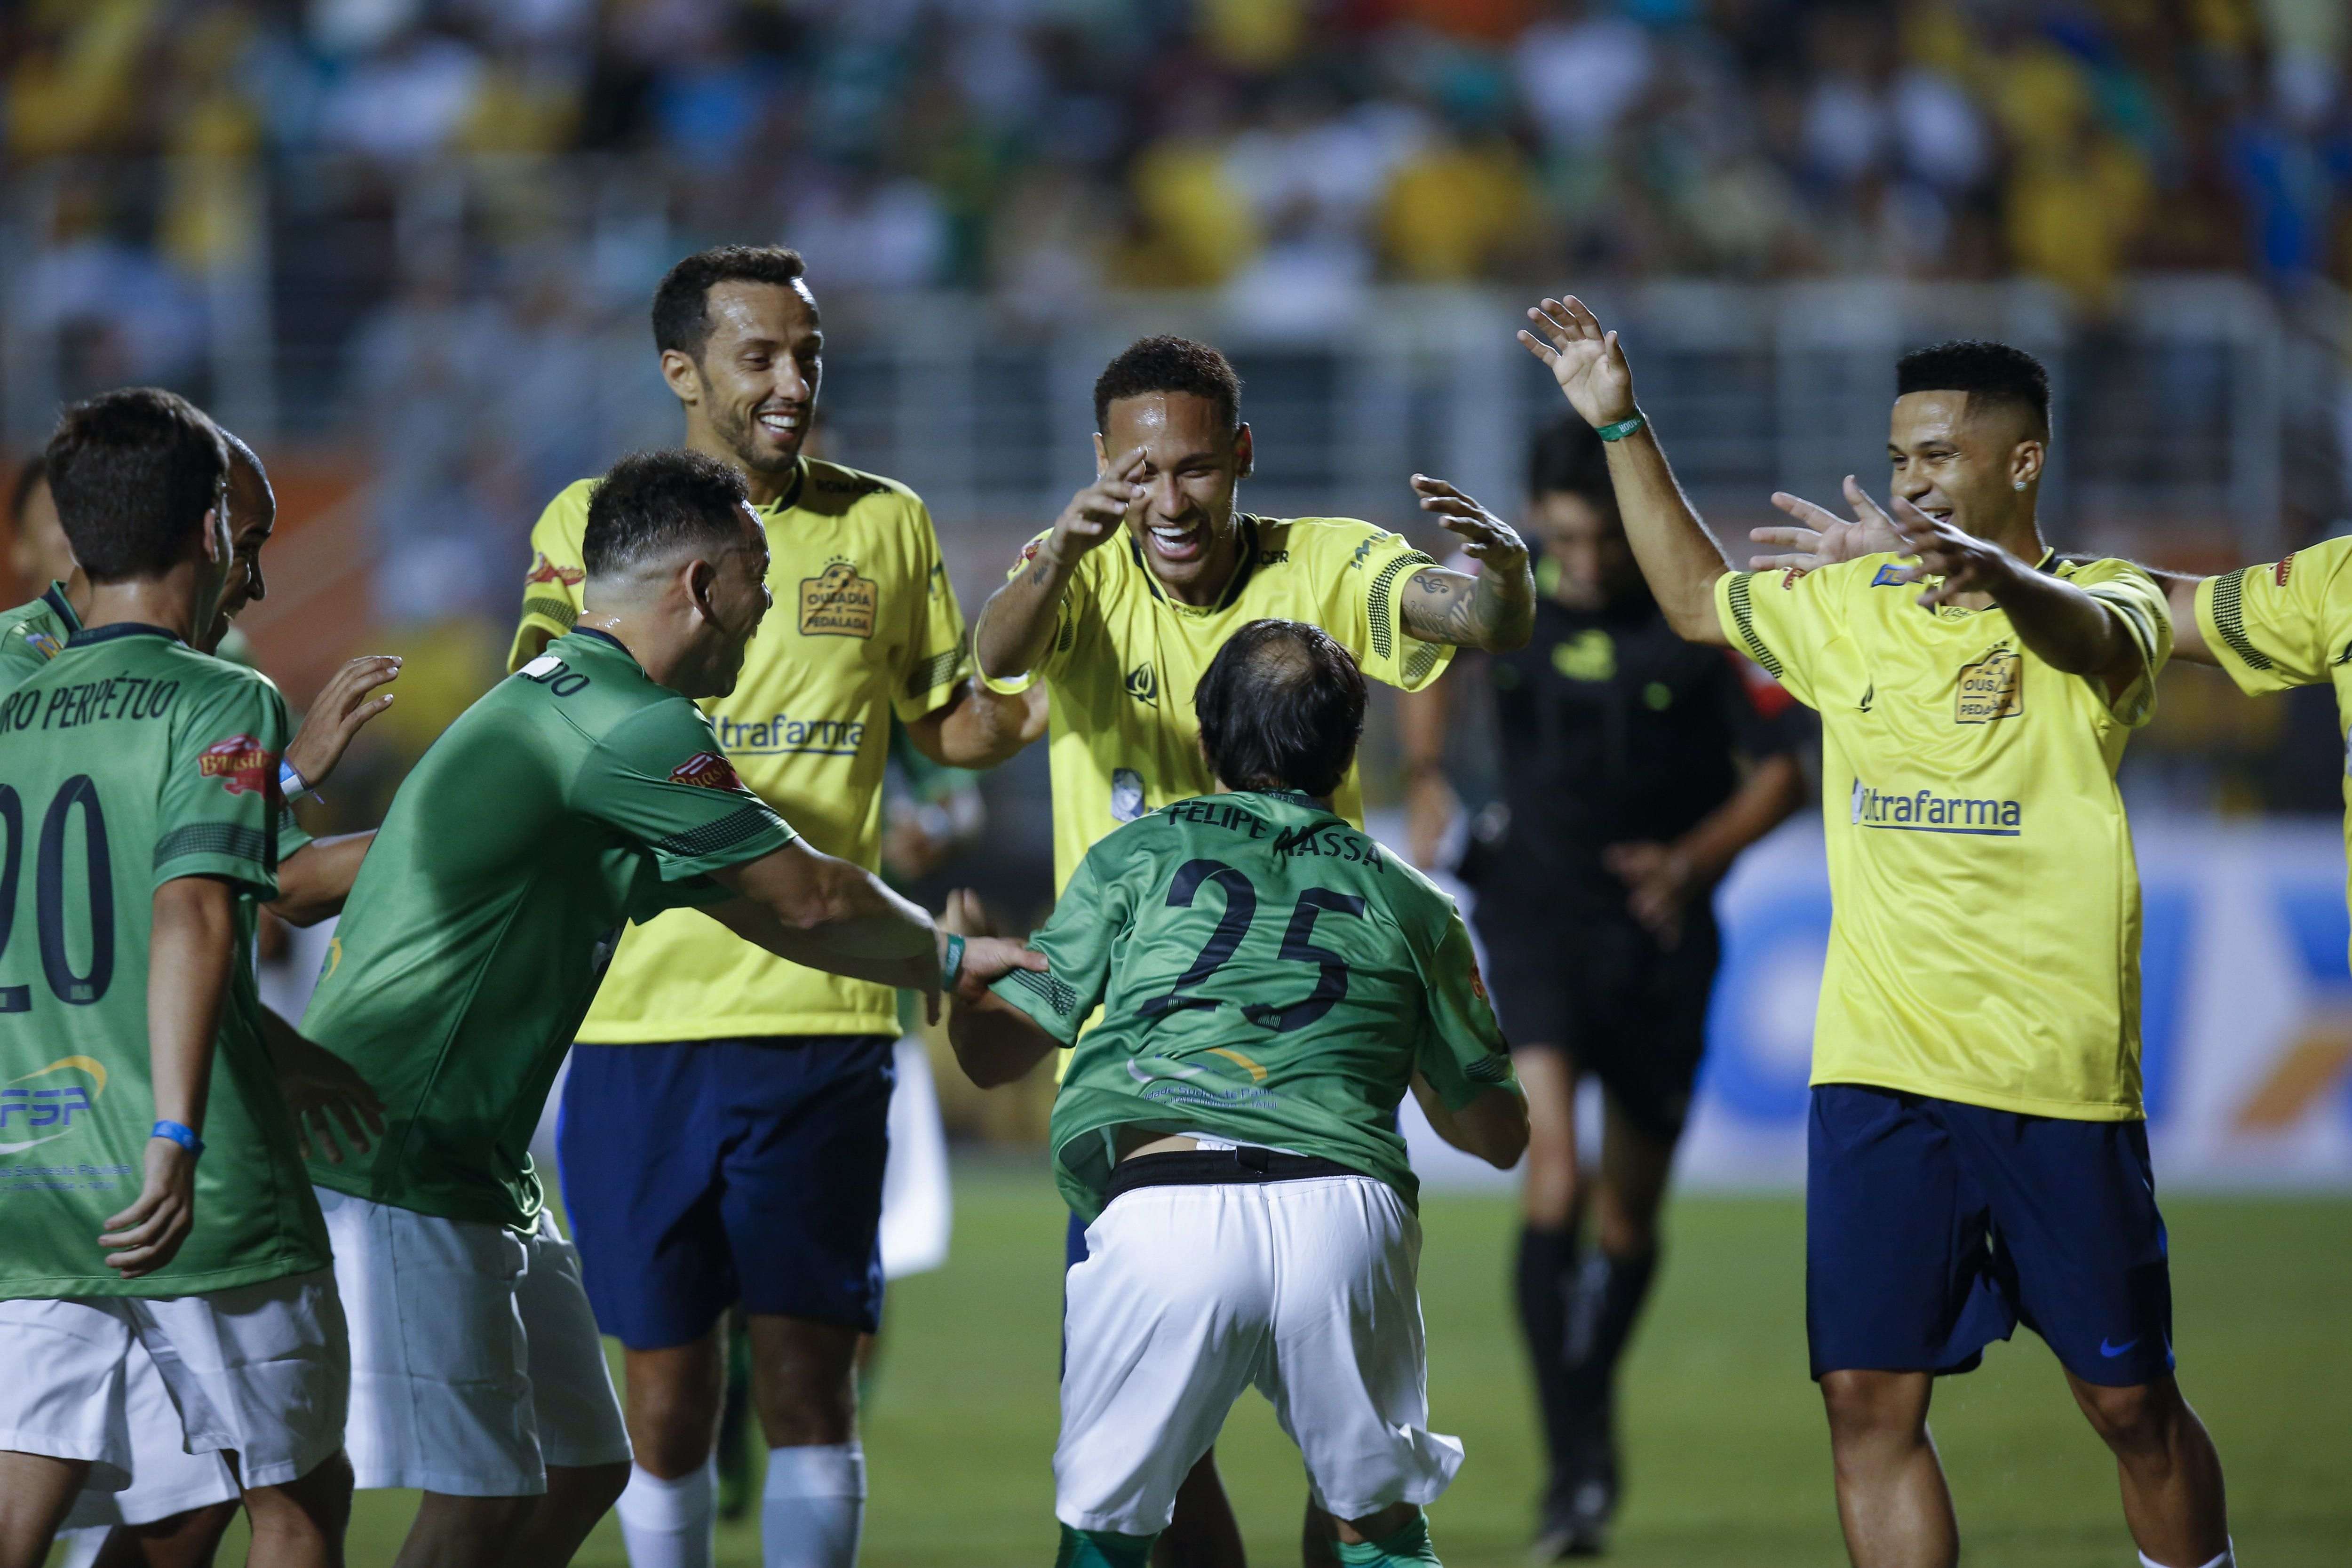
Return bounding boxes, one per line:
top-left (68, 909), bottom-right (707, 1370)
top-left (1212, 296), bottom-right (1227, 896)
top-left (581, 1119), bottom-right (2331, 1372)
top-left (1265, 515), bottom-right (1425, 570)
top-left (2050, 554), bottom-right (2160, 592)
top-left (797, 457), bottom-right (923, 520)
top-left (534, 478), bottom-right (599, 535)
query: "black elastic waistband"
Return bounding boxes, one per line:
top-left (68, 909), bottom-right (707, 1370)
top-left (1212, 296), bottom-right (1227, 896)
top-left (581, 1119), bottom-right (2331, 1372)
top-left (1105, 1147), bottom-right (1366, 1202)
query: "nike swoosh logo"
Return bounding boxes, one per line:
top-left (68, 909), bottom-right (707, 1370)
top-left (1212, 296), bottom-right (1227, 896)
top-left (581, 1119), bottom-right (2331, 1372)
top-left (2098, 1337), bottom-right (2139, 1358)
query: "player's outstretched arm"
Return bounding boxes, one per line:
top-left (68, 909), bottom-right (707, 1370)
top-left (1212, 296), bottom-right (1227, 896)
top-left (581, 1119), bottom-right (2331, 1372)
top-left (1398, 673), bottom-right (1460, 870)
top-left (1746, 478), bottom-right (1904, 573)
top-left (902, 679), bottom-right (1044, 770)
top-left (945, 987), bottom-right (1058, 1089)
top-left (974, 448), bottom-right (1148, 681)
top-left (1519, 297), bottom-right (1730, 645)
top-left (268, 831), bottom-right (375, 927)
top-left (1410, 1073), bottom-right (1528, 1169)
top-left (282, 654), bottom-right (401, 793)
top-left (102, 876), bottom-right (237, 1278)
top-left (2162, 571), bottom-right (2214, 666)
top-left (261, 1006), bottom-right (386, 1165)
top-left (1397, 477), bottom-right (1535, 652)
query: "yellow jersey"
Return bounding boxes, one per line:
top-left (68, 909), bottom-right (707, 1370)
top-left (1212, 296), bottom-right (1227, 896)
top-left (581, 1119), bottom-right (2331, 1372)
top-left (2196, 539), bottom-right (2352, 957)
top-left (982, 516), bottom-right (1454, 893)
top-left (507, 457), bottom-right (973, 1041)
top-left (1716, 550), bottom-right (2171, 1120)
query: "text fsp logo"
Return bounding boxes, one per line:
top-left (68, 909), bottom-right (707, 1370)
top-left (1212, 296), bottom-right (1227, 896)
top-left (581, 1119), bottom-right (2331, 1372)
top-left (0, 1057), bottom-right (106, 1156)
top-left (800, 561), bottom-right (878, 638)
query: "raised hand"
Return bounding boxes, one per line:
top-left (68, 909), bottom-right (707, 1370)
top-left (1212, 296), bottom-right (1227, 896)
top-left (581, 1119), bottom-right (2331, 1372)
top-left (1039, 447), bottom-right (1148, 576)
top-left (1748, 477), bottom-right (1906, 572)
top-left (284, 654), bottom-right (402, 790)
top-left (1517, 296), bottom-right (1637, 429)
top-left (1410, 475), bottom-right (1527, 573)
top-left (99, 1139), bottom-right (199, 1278)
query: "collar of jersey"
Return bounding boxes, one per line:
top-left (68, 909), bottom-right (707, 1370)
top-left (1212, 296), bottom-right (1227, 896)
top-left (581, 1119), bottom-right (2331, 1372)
top-left (1128, 516), bottom-right (1262, 615)
top-left (1913, 546), bottom-right (2062, 613)
top-left (756, 460), bottom-right (806, 518)
top-left (565, 626), bottom-right (640, 669)
top-left (41, 581), bottom-right (82, 633)
top-left (65, 622), bottom-right (181, 649)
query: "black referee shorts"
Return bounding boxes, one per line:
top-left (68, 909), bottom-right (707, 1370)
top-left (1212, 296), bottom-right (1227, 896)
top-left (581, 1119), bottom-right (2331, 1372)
top-left (1470, 899), bottom-right (1719, 1142)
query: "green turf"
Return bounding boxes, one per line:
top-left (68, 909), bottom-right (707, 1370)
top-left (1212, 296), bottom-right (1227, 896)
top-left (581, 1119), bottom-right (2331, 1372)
top-left (216, 1162), bottom-right (2349, 1566)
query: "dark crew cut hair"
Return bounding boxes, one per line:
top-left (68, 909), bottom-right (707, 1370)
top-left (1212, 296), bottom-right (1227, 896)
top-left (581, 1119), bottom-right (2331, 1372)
top-left (45, 388), bottom-right (228, 581)
top-left (1196, 619), bottom-right (1367, 800)
top-left (652, 246), bottom-right (809, 361)
top-left (1094, 335), bottom-right (1242, 432)
top-left (1526, 415), bottom-right (1618, 519)
top-left (1896, 340), bottom-right (2051, 441)
top-left (584, 450), bottom-right (753, 578)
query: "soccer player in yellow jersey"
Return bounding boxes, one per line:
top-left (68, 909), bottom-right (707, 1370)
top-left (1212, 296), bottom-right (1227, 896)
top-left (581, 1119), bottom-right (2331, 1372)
top-left (505, 247), bottom-right (1034, 1568)
top-left (971, 335), bottom-right (1535, 1567)
top-left (1518, 296), bottom-right (2233, 1568)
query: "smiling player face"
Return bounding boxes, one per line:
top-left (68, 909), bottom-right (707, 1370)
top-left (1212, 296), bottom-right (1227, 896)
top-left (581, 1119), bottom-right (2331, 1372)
top-left (1095, 392), bottom-right (1255, 602)
top-left (1887, 390), bottom-right (2041, 547)
top-left (205, 453), bottom-right (276, 653)
top-left (681, 280), bottom-right (822, 480)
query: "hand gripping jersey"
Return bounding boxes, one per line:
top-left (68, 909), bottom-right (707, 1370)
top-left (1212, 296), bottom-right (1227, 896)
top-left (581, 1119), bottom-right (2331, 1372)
top-left (1716, 552), bottom-right (2171, 1120)
top-left (0, 581), bottom-right (79, 689)
top-left (987, 789), bottom-right (1517, 1222)
top-left (0, 624), bottom-right (328, 1298)
top-left (2196, 540), bottom-right (2352, 960)
top-left (303, 629), bottom-right (797, 1230)
top-left (982, 517), bottom-right (1455, 894)
top-left (507, 459), bottom-right (971, 1041)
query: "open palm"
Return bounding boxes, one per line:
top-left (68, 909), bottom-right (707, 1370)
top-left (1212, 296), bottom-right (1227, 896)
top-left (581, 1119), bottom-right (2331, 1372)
top-left (1518, 296), bottom-right (1637, 428)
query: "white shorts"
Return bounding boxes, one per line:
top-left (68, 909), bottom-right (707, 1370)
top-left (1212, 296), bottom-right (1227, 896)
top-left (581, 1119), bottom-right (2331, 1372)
top-left (59, 1336), bottom-right (239, 1529)
top-left (1056, 1173), bottom-right (1464, 1534)
top-left (0, 1269), bottom-right (348, 1491)
top-left (880, 1037), bottom-right (952, 1281)
top-left (319, 1186), bottom-right (630, 1496)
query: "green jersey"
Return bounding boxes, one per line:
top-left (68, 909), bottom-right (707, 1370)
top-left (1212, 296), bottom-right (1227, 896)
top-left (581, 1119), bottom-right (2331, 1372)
top-left (0, 582), bottom-right (79, 690)
top-left (990, 789), bottom-right (1517, 1221)
top-left (0, 624), bottom-right (328, 1298)
top-left (303, 629), bottom-right (797, 1230)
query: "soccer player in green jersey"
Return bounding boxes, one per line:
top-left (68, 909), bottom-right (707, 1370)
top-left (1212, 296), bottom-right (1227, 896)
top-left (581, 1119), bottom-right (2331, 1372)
top-left (948, 619), bottom-right (1527, 1568)
top-left (299, 449), bottom-right (1039, 1568)
top-left (0, 390), bottom-right (354, 1568)
top-left (1523, 299), bottom-right (2233, 1568)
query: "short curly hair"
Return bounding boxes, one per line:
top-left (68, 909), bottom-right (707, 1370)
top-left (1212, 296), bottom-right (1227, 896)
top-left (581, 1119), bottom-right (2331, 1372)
top-left (652, 246), bottom-right (809, 361)
top-left (1093, 335), bottom-right (1242, 432)
top-left (1896, 340), bottom-right (2051, 441)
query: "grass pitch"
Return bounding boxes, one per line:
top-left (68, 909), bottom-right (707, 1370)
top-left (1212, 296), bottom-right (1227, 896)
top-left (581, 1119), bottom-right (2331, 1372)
top-left (229, 1162), bottom-right (2344, 1566)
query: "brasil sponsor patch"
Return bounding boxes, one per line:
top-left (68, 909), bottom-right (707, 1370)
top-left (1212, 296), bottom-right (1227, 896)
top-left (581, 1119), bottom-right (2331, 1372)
top-left (199, 734), bottom-right (275, 796)
top-left (668, 751), bottom-right (747, 791)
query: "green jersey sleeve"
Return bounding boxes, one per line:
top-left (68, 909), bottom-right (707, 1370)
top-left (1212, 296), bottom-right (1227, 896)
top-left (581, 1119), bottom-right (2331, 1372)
top-left (987, 842), bottom-right (1128, 1043)
top-left (154, 671), bottom-right (289, 897)
top-left (572, 700), bottom-right (797, 883)
top-left (1410, 902), bottom-right (1518, 1111)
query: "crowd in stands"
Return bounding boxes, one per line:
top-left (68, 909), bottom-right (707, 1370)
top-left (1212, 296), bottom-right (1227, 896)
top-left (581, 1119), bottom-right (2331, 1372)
top-left (6, 0), bottom-right (2352, 321)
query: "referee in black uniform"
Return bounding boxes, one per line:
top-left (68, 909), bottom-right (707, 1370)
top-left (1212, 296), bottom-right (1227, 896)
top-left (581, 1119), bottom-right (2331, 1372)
top-left (1401, 417), bottom-right (1808, 1558)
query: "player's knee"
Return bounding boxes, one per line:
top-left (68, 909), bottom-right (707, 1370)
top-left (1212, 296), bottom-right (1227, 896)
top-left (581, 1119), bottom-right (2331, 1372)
top-left (2074, 1378), bottom-right (2175, 1454)
top-left (1818, 1370), bottom-right (1928, 1449)
top-left (563, 1459), bottom-right (634, 1520)
top-left (245, 1448), bottom-right (353, 1540)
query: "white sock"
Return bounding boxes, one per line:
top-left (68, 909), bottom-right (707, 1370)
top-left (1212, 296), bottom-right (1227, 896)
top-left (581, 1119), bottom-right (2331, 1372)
top-left (2140, 1545), bottom-right (2232, 1568)
top-left (615, 1457), bottom-right (716, 1568)
top-left (762, 1442), bottom-right (866, 1568)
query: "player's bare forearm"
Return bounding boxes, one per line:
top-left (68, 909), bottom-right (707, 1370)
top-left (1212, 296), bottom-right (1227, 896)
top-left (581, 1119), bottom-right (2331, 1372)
top-left (1673, 753), bottom-right (1805, 883)
top-left (1398, 564), bottom-right (1534, 651)
top-left (267, 832), bottom-right (374, 926)
top-left (905, 681), bottom-right (1037, 770)
top-left (2161, 571), bottom-right (2215, 666)
top-left (712, 841), bottom-right (935, 960)
top-left (1603, 428), bottom-right (1731, 644)
top-left (1987, 559), bottom-right (2146, 692)
top-left (1398, 676), bottom-right (1461, 870)
top-left (147, 877), bottom-right (237, 1134)
top-left (973, 560), bottom-right (1072, 683)
top-left (1410, 1073), bottom-right (1528, 1169)
top-left (946, 988), bottom-right (1057, 1089)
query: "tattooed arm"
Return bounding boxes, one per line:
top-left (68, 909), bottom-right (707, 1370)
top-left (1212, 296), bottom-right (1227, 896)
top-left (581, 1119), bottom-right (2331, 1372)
top-left (1395, 475), bottom-right (1535, 651)
top-left (975, 449), bottom-right (1147, 681)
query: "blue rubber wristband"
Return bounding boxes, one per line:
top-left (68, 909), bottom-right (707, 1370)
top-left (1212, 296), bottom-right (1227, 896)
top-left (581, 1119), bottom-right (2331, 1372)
top-left (151, 1120), bottom-right (205, 1157)
top-left (941, 932), bottom-right (967, 990)
top-left (1595, 412), bottom-right (1645, 442)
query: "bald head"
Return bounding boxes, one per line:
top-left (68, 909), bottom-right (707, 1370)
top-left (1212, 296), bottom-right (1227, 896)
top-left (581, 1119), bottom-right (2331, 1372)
top-left (1196, 619), bottom-right (1367, 800)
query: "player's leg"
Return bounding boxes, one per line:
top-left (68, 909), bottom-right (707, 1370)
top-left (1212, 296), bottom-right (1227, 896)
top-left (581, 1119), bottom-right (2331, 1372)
top-left (81, 1502), bottom-right (242, 1568)
top-left (499, 1211), bottom-right (634, 1567)
top-left (0, 1452), bottom-right (90, 1568)
top-left (54, 1331), bottom-right (244, 1568)
top-left (723, 1035), bottom-right (898, 1568)
top-left (0, 1296), bottom-right (144, 1568)
top-left (614, 1334), bottom-right (726, 1565)
top-left (1817, 1370), bottom-right (1953, 1568)
top-left (233, 1451), bottom-right (352, 1568)
top-left (1950, 1108), bottom-right (2231, 1567)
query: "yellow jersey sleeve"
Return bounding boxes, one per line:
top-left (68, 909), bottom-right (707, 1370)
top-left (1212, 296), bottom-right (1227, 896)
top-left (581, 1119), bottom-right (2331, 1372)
top-left (978, 530), bottom-right (1089, 695)
top-left (508, 480), bottom-right (596, 673)
top-left (2060, 558), bottom-right (2173, 727)
top-left (1713, 563), bottom-right (1844, 709)
top-left (2195, 539), bottom-right (2352, 695)
top-left (892, 500), bottom-right (977, 722)
top-left (1306, 520), bottom-right (1454, 691)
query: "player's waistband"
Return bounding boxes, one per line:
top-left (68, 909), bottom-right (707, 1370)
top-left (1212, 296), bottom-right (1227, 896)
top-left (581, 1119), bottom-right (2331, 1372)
top-left (1105, 1147), bottom-right (1368, 1202)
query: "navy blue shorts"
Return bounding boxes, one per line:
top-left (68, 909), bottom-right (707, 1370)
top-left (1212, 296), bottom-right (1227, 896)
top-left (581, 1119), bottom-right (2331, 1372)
top-left (1806, 1085), bottom-right (2174, 1387)
top-left (557, 1035), bottom-right (896, 1349)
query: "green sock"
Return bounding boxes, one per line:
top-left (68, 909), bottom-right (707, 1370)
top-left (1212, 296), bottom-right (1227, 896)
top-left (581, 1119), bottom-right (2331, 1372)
top-left (1335, 1512), bottom-right (1440, 1568)
top-left (1055, 1523), bottom-right (1158, 1568)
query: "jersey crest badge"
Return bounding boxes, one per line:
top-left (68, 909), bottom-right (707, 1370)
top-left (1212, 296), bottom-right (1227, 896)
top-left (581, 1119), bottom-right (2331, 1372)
top-left (19, 625), bottom-right (61, 660)
top-left (199, 734), bottom-right (274, 796)
top-left (524, 551), bottom-right (584, 587)
top-left (800, 560), bottom-right (878, 638)
top-left (1955, 646), bottom-right (2023, 724)
top-left (1124, 661), bottom-right (1159, 708)
top-left (1870, 564), bottom-right (1907, 587)
top-left (668, 752), bottom-right (747, 791)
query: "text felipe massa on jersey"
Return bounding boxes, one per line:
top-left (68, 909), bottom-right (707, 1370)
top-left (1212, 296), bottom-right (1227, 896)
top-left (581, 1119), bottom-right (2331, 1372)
top-left (1849, 780), bottom-right (2024, 836)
